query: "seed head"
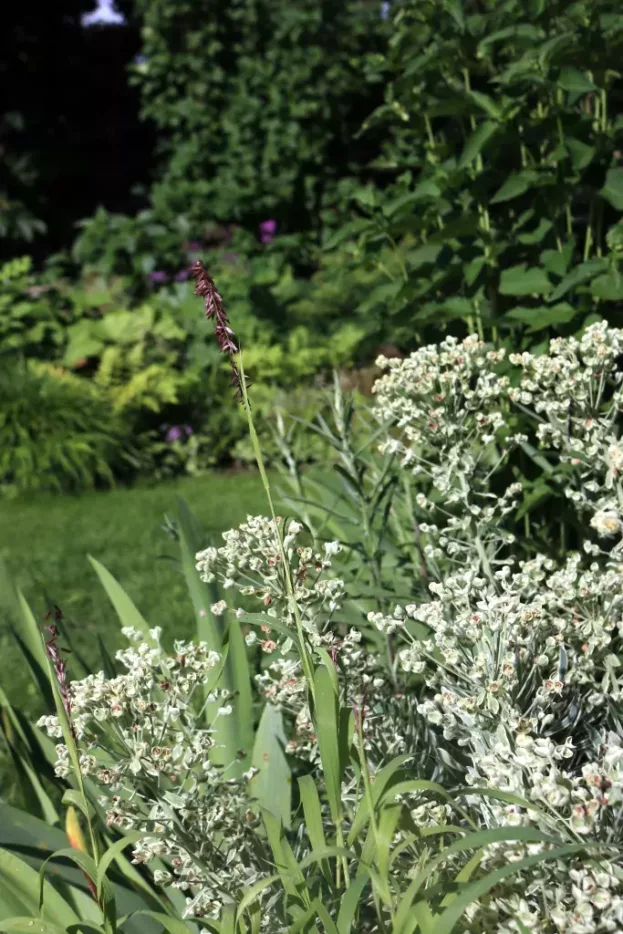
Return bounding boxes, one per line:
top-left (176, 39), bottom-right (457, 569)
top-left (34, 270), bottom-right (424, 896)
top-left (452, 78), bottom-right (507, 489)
top-left (192, 260), bottom-right (244, 397)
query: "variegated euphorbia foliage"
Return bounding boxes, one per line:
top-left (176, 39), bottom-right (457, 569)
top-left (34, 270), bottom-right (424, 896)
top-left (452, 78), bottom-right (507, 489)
top-left (41, 324), bottom-right (623, 932)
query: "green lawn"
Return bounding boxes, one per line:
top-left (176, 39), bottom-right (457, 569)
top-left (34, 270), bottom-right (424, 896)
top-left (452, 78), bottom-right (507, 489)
top-left (0, 470), bottom-right (267, 706)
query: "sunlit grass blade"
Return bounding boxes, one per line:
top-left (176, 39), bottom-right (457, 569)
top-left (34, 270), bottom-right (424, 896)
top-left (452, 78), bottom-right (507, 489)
top-left (0, 848), bottom-right (79, 929)
top-left (297, 776), bottom-right (330, 883)
top-left (88, 557), bottom-right (155, 647)
top-left (176, 498), bottom-right (254, 776)
top-left (250, 704), bottom-right (291, 827)
top-left (335, 873), bottom-right (369, 934)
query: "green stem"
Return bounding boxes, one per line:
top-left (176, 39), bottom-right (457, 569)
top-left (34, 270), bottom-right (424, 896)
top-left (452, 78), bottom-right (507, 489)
top-left (583, 200), bottom-right (594, 261)
top-left (238, 354), bottom-right (316, 698)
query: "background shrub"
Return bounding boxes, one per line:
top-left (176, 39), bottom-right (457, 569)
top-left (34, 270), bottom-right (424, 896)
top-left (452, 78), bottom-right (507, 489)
top-left (0, 361), bottom-right (129, 495)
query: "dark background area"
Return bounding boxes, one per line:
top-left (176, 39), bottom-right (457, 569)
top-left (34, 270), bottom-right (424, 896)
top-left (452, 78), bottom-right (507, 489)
top-left (0, 2), bottom-right (154, 261)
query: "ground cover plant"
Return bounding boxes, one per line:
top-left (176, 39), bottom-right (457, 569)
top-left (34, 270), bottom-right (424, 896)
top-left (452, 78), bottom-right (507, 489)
top-left (2, 264), bottom-right (623, 932)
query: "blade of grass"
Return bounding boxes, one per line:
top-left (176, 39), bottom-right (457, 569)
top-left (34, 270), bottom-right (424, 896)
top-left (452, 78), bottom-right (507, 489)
top-left (250, 705), bottom-right (291, 828)
top-left (87, 558), bottom-right (155, 647)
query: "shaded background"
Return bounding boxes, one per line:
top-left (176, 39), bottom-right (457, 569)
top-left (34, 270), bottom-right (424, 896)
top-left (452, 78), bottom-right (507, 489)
top-left (0, 0), bottom-right (154, 260)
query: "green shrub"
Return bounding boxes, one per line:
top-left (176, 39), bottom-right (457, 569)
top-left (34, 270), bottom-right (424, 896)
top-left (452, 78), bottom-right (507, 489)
top-left (313, 0), bottom-right (623, 348)
top-left (130, 0), bottom-right (389, 231)
top-left (0, 361), bottom-right (129, 495)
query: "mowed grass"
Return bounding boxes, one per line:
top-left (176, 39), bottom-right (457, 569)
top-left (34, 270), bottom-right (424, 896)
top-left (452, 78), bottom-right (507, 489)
top-left (0, 470), bottom-right (267, 707)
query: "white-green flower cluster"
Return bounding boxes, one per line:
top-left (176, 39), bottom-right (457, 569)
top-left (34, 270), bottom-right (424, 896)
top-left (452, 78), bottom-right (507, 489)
top-left (38, 628), bottom-right (267, 922)
top-left (196, 515), bottom-right (345, 631)
top-left (365, 324), bottom-right (623, 932)
top-left (38, 324), bottom-right (623, 932)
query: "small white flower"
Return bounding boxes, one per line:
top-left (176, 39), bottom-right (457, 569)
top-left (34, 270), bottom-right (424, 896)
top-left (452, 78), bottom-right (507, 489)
top-left (591, 508), bottom-right (622, 537)
top-left (324, 541), bottom-right (342, 556)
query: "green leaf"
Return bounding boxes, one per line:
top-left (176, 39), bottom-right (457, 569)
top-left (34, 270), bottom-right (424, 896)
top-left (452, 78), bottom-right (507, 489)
top-left (0, 694), bottom-right (57, 825)
top-left (62, 321), bottom-right (104, 367)
top-left (313, 665), bottom-right (342, 824)
top-left (558, 67), bottom-right (596, 95)
top-left (590, 270), bottom-right (623, 301)
top-left (95, 833), bottom-right (143, 897)
top-left (0, 919), bottom-right (66, 934)
top-left (600, 168), bottom-right (623, 210)
top-left (405, 244), bottom-right (443, 270)
top-left (548, 258), bottom-right (608, 302)
top-left (394, 827), bottom-right (563, 933)
top-left (37, 848), bottom-right (102, 918)
top-left (234, 875), bottom-right (279, 926)
top-left (506, 303), bottom-right (578, 331)
top-left (250, 705), bottom-right (291, 828)
top-left (517, 218), bottom-right (552, 245)
top-left (336, 874), bottom-right (369, 934)
top-left (226, 619), bottom-right (254, 775)
top-left (540, 244), bottom-right (573, 278)
top-left (516, 483), bottom-right (553, 520)
top-left (261, 810), bottom-right (306, 902)
top-left (347, 756), bottom-right (412, 844)
top-left (463, 256), bottom-right (486, 286)
top-left (465, 89), bottom-right (501, 120)
top-left (0, 848), bottom-right (78, 928)
top-left (122, 911), bottom-right (214, 934)
top-left (88, 556), bottom-right (155, 647)
top-left (566, 138), bottom-right (595, 172)
top-left (383, 182), bottom-right (441, 217)
top-left (458, 121), bottom-right (497, 168)
top-left (430, 843), bottom-right (598, 934)
top-left (176, 498), bottom-right (222, 648)
top-left (322, 220), bottom-right (369, 251)
top-left (314, 902), bottom-right (339, 934)
top-left (61, 790), bottom-right (95, 822)
top-left (491, 171), bottom-right (536, 203)
top-left (15, 592), bottom-right (49, 692)
top-left (499, 265), bottom-right (552, 296)
top-left (298, 776), bottom-right (330, 883)
top-left (175, 500), bottom-right (251, 772)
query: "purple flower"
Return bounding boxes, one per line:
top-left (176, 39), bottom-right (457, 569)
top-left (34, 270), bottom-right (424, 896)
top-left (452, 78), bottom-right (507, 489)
top-left (164, 424), bottom-right (193, 443)
top-left (380, 1), bottom-right (391, 20)
top-left (148, 270), bottom-right (169, 284)
top-left (259, 219), bottom-right (277, 244)
top-left (165, 426), bottom-right (183, 442)
top-left (175, 268), bottom-right (191, 281)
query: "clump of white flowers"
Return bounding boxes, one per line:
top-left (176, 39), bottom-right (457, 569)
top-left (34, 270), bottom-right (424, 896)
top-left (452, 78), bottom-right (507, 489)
top-left (38, 324), bottom-right (623, 932)
top-left (367, 323), bottom-right (623, 932)
top-left (38, 628), bottom-right (269, 921)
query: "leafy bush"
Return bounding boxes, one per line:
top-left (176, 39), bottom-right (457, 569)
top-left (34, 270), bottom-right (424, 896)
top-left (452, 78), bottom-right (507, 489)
top-left (312, 0), bottom-right (623, 347)
top-left (0, 361), bottom-right (129, 495)
top-left (130, 0), bottom-right (389, 231)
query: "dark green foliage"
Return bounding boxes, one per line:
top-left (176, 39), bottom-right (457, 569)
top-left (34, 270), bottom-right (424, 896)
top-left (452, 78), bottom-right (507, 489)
top-left (130, 0), bottom-right (390, 231)
top-left (0, 362), bottom-right (128, 495)
top-left (0, 5), bottom-right (154, 260)
top-left (312, 0), bottom-right (623, 349)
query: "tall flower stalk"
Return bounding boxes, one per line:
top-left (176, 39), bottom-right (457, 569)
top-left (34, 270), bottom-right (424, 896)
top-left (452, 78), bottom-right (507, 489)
top-left (193, 260), bottom-right (316, 692)
top-left (192, 260), bottom-right (244, 396)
